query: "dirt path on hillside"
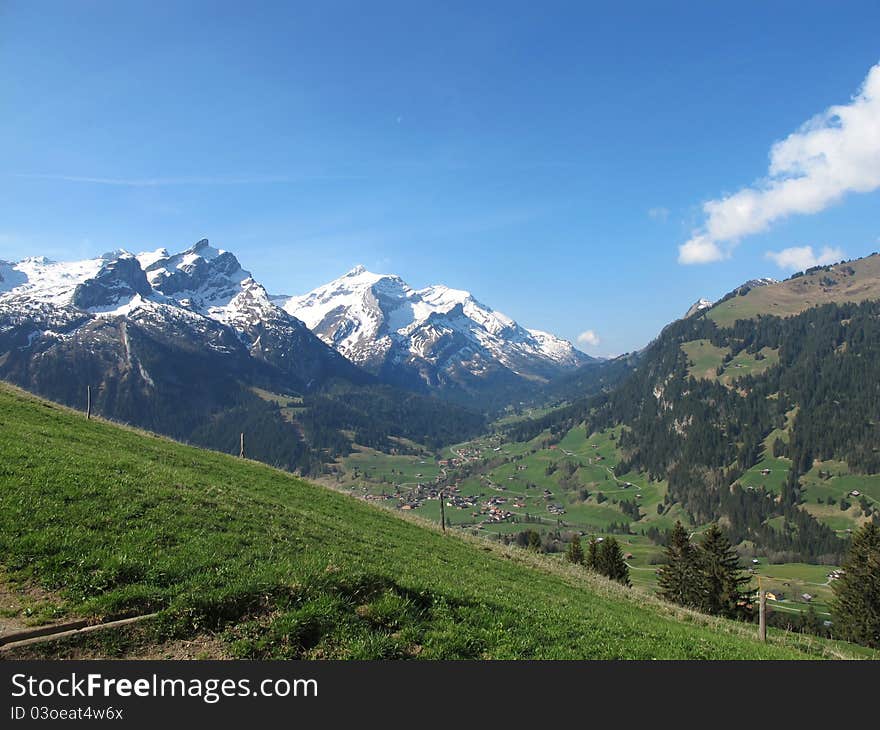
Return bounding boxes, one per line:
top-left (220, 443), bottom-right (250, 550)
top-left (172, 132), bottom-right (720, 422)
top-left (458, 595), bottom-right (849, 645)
top-left (0, 580), bottom-right (70, 638)
top-left (4, 633), bottom-right (231, 660)
top-left (1, 579), bottom-right (230, 660)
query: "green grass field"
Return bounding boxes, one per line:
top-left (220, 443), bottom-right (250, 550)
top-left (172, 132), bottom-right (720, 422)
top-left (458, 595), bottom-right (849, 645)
top-left (0, 382), bottom-right (870, 659)
top-left (682, 339), bottom-right (729, 379)
top-left (681, 339), bottom-right (779, 386)
top-left (747, 562), bottom-right (838, 618)
top-left (340, 447), bottom-right (441, 486)
top-left (798, 460), bottom-right (880, 533)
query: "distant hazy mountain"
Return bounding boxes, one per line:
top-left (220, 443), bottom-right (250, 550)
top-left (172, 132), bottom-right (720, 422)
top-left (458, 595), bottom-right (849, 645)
top-left (274, 265), bottom-right (591, 401)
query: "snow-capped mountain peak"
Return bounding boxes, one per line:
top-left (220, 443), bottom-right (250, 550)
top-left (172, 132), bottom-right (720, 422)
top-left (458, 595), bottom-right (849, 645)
top-left (0, 240), bottom-right (367, 401)
top-left (135, 247), bottom-right (170, 270)
top-left (1, 244), bottom-right (592, 402)
top-left (276, 266), bottom-right (591, 385)
top-left (0, 250), bottom-right (151, 311)
top-left (137, 239), bottom-right (255, 321)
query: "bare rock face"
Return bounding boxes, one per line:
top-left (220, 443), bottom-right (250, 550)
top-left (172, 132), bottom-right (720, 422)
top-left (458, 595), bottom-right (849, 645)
top-left (71, 255), bottom-right (152, 310)
top-left (684, 298), bottom-right (713, 318)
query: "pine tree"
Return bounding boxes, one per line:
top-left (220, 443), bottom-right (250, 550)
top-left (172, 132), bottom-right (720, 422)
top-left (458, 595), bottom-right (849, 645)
top-left (566, 534), bottom-right (585, 565)
top-left (657, 521), bottom-right (700, 607)
top-left (696, 523), bottom-right (751, 619)
top-left (597, 537), bottom-right (631, 586)
top-left (832, 523), bottom-right (880, 648)
top-left (802, 604), bottom-right (822, 636)
top-left (586, 537), bottom-right (599, 571)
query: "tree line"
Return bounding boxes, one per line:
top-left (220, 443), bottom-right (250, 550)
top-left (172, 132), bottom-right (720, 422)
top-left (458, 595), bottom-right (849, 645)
top-left (656, 520), bottom-right (880, 649)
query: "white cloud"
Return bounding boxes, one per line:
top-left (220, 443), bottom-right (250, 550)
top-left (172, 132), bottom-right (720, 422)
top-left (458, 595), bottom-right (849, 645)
top-left (679, 62), bottom-right (880, 264)
top-left (765, 245), bottom-right (845, 272)
top-left (577, 329), bottom-right (600, 347)
top-left (648, 206), bottom-right (669, 222)
top-left (678, 234), bottom-right (728, 264)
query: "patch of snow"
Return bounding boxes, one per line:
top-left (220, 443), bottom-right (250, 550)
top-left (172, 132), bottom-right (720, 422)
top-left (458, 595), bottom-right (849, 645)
top-left (0, 261), bottom-right (29, 293)
top-left (1, 256), bottom-right (105, 305)
top-left (136, 248), bottom-right (169, 269)
top-left (89, 293), bottom-right (148, 318)
top-left (684, 298), bottom-right (714, 318)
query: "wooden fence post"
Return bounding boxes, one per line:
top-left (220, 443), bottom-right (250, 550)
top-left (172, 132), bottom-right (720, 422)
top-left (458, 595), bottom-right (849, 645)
top-left (86, 385), bottom-right (91, 420)
top-left (439, 489), bottom-right (446, 533)
top-left (758, 577), bottom-right (767, 642)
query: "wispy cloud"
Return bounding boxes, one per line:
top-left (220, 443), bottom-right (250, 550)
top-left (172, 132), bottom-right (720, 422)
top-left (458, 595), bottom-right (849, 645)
top-left (679, 62), bottom-right (880, 264)
top-left (577, 329), bottom-right (600, 347)
top-left (648, 206), bottom-right (669, 222)
top-left (765, 245), bottom-right (845, 272)
top-left (11, 173), bottom-right (352, 187)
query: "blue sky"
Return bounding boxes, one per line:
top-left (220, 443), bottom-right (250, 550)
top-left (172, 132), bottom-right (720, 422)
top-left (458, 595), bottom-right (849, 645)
top-left (2, 1), bottom-right (879, 356)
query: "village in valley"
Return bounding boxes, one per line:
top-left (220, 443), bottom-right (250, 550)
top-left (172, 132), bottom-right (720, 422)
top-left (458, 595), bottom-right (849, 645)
top-left (323, 412), bottom-right (880, 627)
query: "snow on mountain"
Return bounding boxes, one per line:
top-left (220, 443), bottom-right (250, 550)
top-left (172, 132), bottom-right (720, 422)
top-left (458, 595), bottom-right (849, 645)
top-left (0, 260), bottom-right (34, 295)
top-left (0, 251), bottom-right (160, 325)
top-left (710, 276), bottom-right (781, 305)
top-left (0, 241), bottom-right (367, 394)
top-left (138, 239), bottom-right (256, 322)
top-left (744, 277), bottom-right (778, 288)
top-left (276, 265), bottom-right (590, 385)
top-left (0, 255), bottom-right (106, 305)
top-left (684, 298), bottom-right (713, 318)
top-left (526, 328), bottom-right (583, 362)
top-left (1, 245), bottom-right (588, 403)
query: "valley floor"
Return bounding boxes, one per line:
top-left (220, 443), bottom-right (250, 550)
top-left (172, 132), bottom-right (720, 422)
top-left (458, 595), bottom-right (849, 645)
top-left (329, 419), bottom-right (872, 625)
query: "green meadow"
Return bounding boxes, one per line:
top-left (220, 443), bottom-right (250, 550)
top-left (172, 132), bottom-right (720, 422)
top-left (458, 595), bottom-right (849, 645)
top-left (681, 339), bottom-right (779, 386)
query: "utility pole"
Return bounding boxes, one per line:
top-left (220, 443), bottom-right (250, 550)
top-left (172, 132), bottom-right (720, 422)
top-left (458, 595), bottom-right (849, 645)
top-left (439, 489), bottom-right (446, 533)
top-left (239, 432), bottom-right (245, 459)
top-left (86, 385), bottom-right (91, 420)
top-left (758, 576), bottom-right (767, 642)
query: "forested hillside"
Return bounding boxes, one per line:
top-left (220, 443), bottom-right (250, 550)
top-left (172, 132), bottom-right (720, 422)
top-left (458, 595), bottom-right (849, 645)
top-left (506, 263), bottom-right (880, 563)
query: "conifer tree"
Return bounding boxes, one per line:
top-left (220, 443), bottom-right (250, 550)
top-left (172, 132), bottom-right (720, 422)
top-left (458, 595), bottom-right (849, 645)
top-left (831, 523), bottom-right (880, 648)
top-left (696, 523), bottom-right (751, 619)
top-left (658, 521), bottom-right (700, 607)
top-left (586, 537), bottom-right (599, 571)
top-left (597, 537), bottom-right (631, 586)
top-left (802, 604), bottom-right (822, 636)
top-left (566, 534), bottom-right (585, 565)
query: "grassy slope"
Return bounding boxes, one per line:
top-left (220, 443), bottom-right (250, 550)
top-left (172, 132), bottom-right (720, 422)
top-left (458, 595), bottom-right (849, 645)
top-left (0, 383), bottom-right (868, 659)
top-left (681, 339), bottom-right (779, 386)
top-left (708, 253), bottom-right (880, 326)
